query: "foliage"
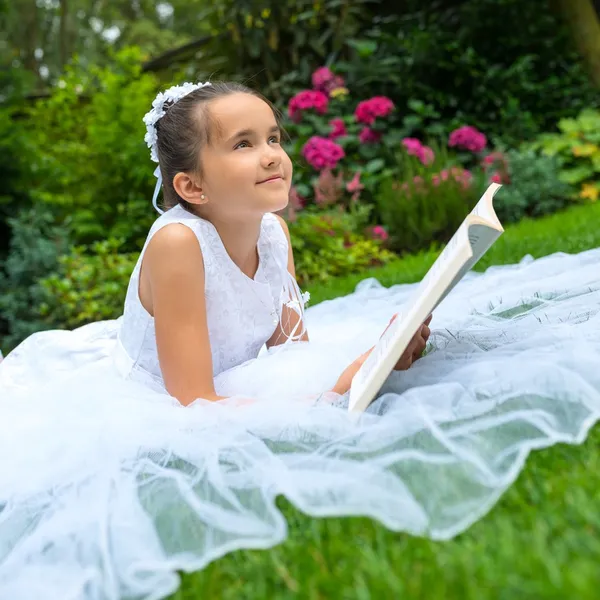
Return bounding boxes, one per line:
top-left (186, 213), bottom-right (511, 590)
top-left (334, 0), bottom-right (600, 147)
top-left (24, 46), bottom-right (159, 250)
top-left (530, 108), bottom-right (600, 203)
top-left (492, 150), bottom-right (573, 224)
top-left (0, 207), bottom-right (69, 351)
top-left (0, 65), bottom-right (37, 257)
top-left (38, 239), bottom-right (136, 330)
top-left (195, 1), bottom-right (372, 103)
top-left (287, 204), bottom-right (395, 286)
top-left (281, 65), bottom-right (424, 210)
top-left (374, 147), bottom-right (486, 254)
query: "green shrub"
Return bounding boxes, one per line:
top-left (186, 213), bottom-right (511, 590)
top-left (530, 108), bottom-right (600, 203)
top-left (38, 239), bottom-right (136, 329)
top-left (287, 205), bottom-right (395, 286)
top-left (25, 46), bottom-right (160, 250)
top-left (337, 0), bottom-right (599, 147)
top-left (0, 207), bottom-right (70, 351)
top-left (374, 146), bottom-right (487, 254)
top-left (493, 150), bottom-right (573, 224)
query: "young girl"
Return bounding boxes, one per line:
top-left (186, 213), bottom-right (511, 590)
top-left (1, 81), bottom-right (599, 599)
top-left (116, 80), bottom-right (431, 406)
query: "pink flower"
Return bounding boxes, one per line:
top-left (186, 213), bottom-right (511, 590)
top-left (329, 118), bottom-right (347, 140)
top-left (346, 171), bottom-right (364, 193)
top-left (311, 67), bottom-right (346, 96)
top-left (429, 167), bottom-right (473, 190)
top-left (402, 138), bottom-right (435, 165)
top-left (288, 90), bottom-right (329, 123)
top-left (482, 151), bottom-right (506, 168)
top-left (312, 67), bottom-right (335, 90)
top-left (450, 167), bottom-right (473, 189)
top-left (372, 225), bottom-right (389, 241)
top-left (421, 146), bottom-right (435, 165)
top-left (355, 96), bottom-right (394, 125)
top-left (313, 168), bottom-right (344, 205)
top-left (482, 152), bottom-right (510, 184)
top-left (359, 127), bottom-right (382, 144)
top-left (302, 136), bottom-right (345, 170)
top-left (448, 126), bottom-right (487, 153)
top-left (346, 171), bottom-right (364, 202)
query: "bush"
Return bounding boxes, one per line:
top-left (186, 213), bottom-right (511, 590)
top-left (530, 108), bottom-right (600, 203)
top-left (336, 0), bottom-right (600, 147)
top-left (282, 69), bottom-right (402, 208)
top-left (374, 147), bottom-right (487, 255)
top-left (25, 46), bottom-right (160, 250)
top-left (38, 239), bottom-right (136, 330)
top-left (286, 204), bottom-right (395, 286)
top-left (493, 150), bottom-right (573, 224)
top-left (0, 207), bottom-right (69, 351)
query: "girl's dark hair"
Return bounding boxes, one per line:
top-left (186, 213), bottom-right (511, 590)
top-left (154, 81), bottom-right (281, 212)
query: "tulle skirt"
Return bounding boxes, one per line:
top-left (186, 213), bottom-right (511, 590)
top-left (1, 248), bottom-right (600, 599)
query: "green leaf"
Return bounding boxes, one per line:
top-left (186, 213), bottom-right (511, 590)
top-left (365, 158), bottom-right (385, 173)
top-left (346, 39), bottom-right (377, 57)
top-left (558, 166), bottom-right (594, 185)
top-left (538, 135), bottom-right (573, 157)
top-left (557, 117), bottom-right (580, 135)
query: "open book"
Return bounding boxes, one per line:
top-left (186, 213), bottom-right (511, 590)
top-left (348, 182), bottom-right (504, 413)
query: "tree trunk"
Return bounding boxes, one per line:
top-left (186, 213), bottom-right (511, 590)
top-left (553, 0), bottom-right (600, 88)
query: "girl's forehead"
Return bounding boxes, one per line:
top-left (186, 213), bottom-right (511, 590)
top-left (209, 93), bottom-right (276, 134)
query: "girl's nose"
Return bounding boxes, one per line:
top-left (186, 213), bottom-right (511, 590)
top-left (263, 148), bottom-right (281, 167)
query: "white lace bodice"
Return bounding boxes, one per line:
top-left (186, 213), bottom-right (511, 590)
top-left (114, 205), bottom-right (292, 392)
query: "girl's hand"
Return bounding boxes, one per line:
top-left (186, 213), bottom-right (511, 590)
top-left (331, 314), bottom-right (432, 396)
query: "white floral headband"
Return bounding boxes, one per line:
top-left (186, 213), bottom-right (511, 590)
top-left (142, 81), bottom-right (213, 213)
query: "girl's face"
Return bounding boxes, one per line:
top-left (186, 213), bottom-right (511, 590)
top-left (198, 93), bottom-right (292, 220)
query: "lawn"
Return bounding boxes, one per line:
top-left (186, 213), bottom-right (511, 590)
top-left (173, 200), bottom-right (600, 600)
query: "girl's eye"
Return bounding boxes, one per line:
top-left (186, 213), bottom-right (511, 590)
top-left (235, 140), bottom-right (250, 149)
top-left (269, 136), bottom-right (281, 144)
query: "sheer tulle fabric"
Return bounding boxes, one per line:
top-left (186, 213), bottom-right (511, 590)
top-left (1, 248), bottom-right (600, 599)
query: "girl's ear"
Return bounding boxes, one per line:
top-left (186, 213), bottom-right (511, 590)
top-left (173, 172), bottom-right (207, 205)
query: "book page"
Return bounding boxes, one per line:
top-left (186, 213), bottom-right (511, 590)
top-left (348, 183), bottom-right (505, 413)
top-left (349, 243), bottom-right (471, 412)
top-left (470, 182), bottom-right (503, 229)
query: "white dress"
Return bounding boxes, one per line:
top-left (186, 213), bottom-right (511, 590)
top-left (1, 204), bottom-right (600, 600)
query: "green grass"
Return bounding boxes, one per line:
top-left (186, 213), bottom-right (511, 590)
top-left (172, 200), bottom-right (600, 600)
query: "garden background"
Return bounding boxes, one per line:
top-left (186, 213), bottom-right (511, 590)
top-left (1, 0), bottom-right (600, 597)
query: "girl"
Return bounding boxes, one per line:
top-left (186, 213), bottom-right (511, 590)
top-left (117, 80), bottom-right (431, 406)
top-left (1, 81), bottom-right (599, 600)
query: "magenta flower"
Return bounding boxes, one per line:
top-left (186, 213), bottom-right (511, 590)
top-left (311, 66), bottom-right (346, 95)
top-left (448, 126), bottom-right (487, 153)
top-left (372, 226), bottom-right (389, 241)
top-left (302, 136), bottom-right (345, 170)
top-left (402, 138), bottom-right (435, 165)
top-left (359, 127), bottom-right (382, 144)
top-left (312, 67), bottom-right (335, 90)
top-left (490, 172), bottom-right (502, 184)
top-left (329, 118), bottom-right (347, 140)
top-left (481, 151), bottom-right (506, 168)
top-left (355, 96), bottom-right (394, 125)
top-left (288, 90), bottom-right (329, 123)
